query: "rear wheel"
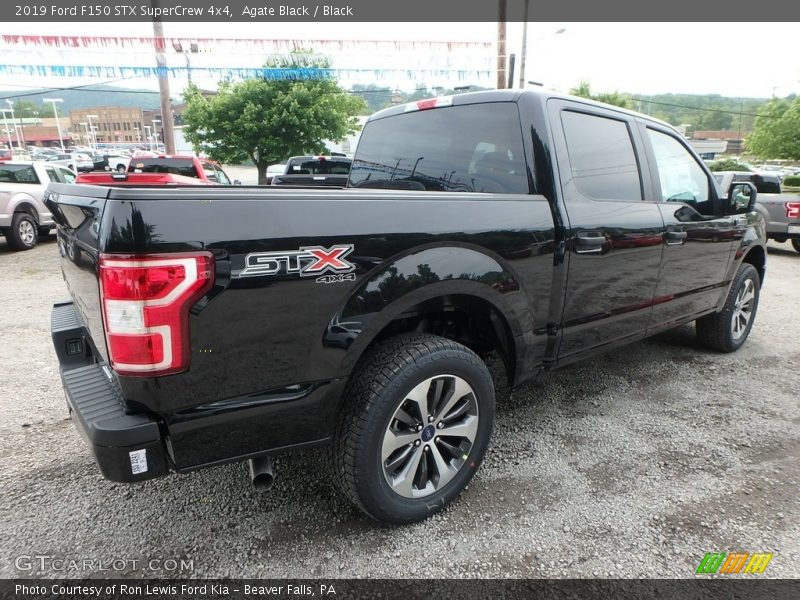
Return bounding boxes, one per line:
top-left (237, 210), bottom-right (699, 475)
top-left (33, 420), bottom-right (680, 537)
top-left (696, 263), bottom-right (760, 352)
top-left (116, 164), bottom-right (127, 173)
top-left (791, 239), bottom-right (800, 254)
top-left (334, 334), bottom-right (495, 524)
top-left (6, 212), bottom-right (38, 250)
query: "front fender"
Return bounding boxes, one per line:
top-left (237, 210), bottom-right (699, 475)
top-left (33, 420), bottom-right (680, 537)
top-left (330, 243), bottom-right (535, 375)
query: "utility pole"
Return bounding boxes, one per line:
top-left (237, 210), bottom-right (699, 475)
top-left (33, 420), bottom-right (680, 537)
top-left (152, 1), bottom-right (176, 154)
top-left (496, 0), bottom-right (507, 89)
top-left (518, 0), bottom-right (529, 89)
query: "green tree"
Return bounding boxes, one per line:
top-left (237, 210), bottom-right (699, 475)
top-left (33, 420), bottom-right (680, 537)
top-left (708, 158), bottom-right (752, 172)
top-left (569, 80), bottom-right (631, 109)
top-left (745, 97), bottom-right (800, 159)
top-left (181, 51), bottom-right (364, 184)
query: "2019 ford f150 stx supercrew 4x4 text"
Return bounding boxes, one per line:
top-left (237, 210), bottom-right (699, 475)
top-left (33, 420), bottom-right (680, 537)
top-left (46, 90), bottom-right (766, 524)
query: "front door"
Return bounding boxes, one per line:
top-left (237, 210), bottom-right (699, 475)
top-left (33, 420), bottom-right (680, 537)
top-left (640, 125), bottom-right (736, 332)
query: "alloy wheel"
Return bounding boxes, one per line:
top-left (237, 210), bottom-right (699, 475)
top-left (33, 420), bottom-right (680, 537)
top-left (381, 374), bottom-right (479, 499)
top-left (731, 278), bottom-right (755, 339)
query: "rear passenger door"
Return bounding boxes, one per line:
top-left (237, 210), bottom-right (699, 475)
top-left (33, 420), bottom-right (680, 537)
top-left (639, 124), bottom-right (736, 331)
top-left (549, 101), bottom-right (664, 358)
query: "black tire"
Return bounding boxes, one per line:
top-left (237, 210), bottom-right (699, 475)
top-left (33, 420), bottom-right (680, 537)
top-left (791, 239), bottom-right (800, 254)
top-left (116, 164), bottom-right (127, 173)
top-left (334, 334), bottom-right (495, 524)
top-left (696, 263), bottom-right (760, 352)
top-left (6, 212), bottom-right (38, 250)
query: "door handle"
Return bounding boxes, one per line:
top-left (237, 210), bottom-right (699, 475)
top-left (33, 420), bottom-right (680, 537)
top-left (575, 232), bottom-right (605, 254)
top-left (665, 230), bottom-right (687, 245)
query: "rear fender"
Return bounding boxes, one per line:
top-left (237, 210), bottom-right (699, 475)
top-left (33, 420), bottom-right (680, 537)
top-left (332, 244), bottom-right (533, 377)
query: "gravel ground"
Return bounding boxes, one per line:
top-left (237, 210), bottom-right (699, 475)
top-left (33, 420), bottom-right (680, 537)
top-left (1, 235), bottom-right (798, 579)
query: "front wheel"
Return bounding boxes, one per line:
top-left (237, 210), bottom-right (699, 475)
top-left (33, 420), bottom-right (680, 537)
top-left (791, 239), bottom-right (800, 254)
top-left (696, 263), bottom-right (760, 352)
top-left (334, 334), bottom-right (495, 524)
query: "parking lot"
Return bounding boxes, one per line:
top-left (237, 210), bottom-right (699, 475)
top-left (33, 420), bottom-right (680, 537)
top-left (1, 235), bottom-right (798, 579)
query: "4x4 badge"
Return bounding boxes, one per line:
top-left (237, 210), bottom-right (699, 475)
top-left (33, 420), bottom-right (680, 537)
top-left (237, 244), bottom-right (356, 279)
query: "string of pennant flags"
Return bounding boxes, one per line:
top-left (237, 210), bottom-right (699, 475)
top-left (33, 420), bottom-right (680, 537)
top-left (0, 64), bottom-right (493, 82)
top-left (0, 35), bottom-right (492, 53)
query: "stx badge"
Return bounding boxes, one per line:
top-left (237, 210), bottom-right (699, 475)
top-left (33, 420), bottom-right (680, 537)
top-left (238, 244), bottom-right (356, 281)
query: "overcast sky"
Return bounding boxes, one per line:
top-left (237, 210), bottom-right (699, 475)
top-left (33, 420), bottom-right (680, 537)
top-left (1, 22), bottom-right (798, 99)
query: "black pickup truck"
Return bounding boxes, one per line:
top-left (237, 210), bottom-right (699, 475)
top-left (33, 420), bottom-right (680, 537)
top-left (46, 89), bottom-right (766, 524)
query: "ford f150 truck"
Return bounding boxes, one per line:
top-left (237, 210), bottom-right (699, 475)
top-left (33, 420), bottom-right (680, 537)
top-left (715, 171), bottom-right (800, 253)
top-left (46, 89), bottom-right (766, 524)
top-left (0, 160), bottom-right (76, 250)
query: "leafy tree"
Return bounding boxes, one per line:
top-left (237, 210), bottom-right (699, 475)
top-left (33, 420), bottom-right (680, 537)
top-left (708, 158), bottom-right (752, 172)
top-left (745, 97), bottom-right (800, 160)
top-left (569, 80), bottom-right (631, 109)
top-left (181, 51), bottom-right (365, 184)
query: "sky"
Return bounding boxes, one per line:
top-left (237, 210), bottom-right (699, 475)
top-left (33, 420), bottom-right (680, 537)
top-left (1, 22), bottom-right (798, 99)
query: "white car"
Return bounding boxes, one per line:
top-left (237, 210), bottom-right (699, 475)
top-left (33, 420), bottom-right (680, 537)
top-left (46, 152), bottom-right (94, 172)
top-left (265, 163), bottom-right (287, 185)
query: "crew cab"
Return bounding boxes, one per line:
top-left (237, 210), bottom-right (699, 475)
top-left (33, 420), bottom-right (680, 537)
top-left (46, 89), bottom-right (766, 524)
top-left (271, 155), bottom-right (352, 187)
top-left (715, 171), bottom-right (800, 253)
top-left (0, 160), bottom-right (76, 250)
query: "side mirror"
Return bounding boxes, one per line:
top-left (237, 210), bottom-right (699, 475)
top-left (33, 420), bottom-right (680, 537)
top-left (233, 179), bottom-right (242, 186)
top-left (727, 181), bottom-right (757, 214)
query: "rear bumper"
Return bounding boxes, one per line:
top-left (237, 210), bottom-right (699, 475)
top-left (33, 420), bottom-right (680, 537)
top-left (51, 301), bottom-right (170, 482)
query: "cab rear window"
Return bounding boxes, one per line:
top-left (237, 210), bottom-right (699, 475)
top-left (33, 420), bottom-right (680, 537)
top-left (130, 158), bottom-right (198, 178)
top-left (350, 103), bottom-right (529, 194)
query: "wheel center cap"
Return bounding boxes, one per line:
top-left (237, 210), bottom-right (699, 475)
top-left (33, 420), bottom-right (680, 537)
top-left (421, 424), bottom-right (435, 442)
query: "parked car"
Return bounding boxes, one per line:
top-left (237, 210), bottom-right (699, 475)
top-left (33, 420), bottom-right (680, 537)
top-left (46, 152), bottom-right (93, 172)
top-left (271, 155), bottom-right (352, 187)
top-left (91, 153), bottom-right (131, 173)
top-left (715, 171), bottom-right (800, 253)
top-left (265, 163), bottom-right (287, 185)
top-left (128, 155), bottom-right (237, 184)
top-left (0, 148), bottom-right (33, 163)
top-left (46, 89), bottom-right (766, 524)
top-left (0, 161), bottom-right (75, 250)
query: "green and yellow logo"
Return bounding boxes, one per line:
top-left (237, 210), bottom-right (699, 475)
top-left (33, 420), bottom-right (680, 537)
top-left (696, 552), bottom-right (773, 574)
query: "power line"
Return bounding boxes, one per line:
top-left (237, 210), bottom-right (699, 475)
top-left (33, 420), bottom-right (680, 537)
top-left (629, 96), bottom-right (780, 119)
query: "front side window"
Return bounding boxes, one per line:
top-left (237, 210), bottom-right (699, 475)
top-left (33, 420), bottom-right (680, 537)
top-left (57, 167), bottom-right (76, 183)
top-left (561, 110), bottom-right (642, 201)
top-left (350, 102), bottom-right (529, 194)
top-left (647, 128), bottom-right (709, 205)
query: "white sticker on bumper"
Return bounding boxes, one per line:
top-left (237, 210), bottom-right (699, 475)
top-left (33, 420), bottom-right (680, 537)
top-left (129, 449), bottom-right (148, 475)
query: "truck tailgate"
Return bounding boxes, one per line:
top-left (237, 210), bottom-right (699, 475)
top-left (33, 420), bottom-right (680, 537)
top-left (45, 182), bottom-right (110, 362)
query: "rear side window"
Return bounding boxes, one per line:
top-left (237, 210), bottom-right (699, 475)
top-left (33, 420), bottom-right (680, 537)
top-left (350, 103), bottom-right (529, 194)
top-left (561, 110), bottom-right (642, 201)
top-left (0, 164), bottom-right (39, 184)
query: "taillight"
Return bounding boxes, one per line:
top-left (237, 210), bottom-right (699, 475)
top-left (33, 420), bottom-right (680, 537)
top-left (786, 202), bottom-right (800, 220)
top-left (99, 252), bottom-right (214, 376)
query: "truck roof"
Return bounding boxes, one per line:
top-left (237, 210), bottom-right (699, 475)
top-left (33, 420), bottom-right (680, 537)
top-left (368, 88), bottom-right (673, 130)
